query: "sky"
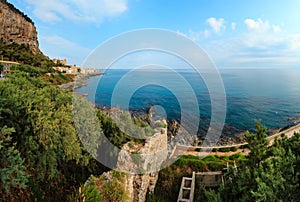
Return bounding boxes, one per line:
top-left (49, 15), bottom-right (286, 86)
top-left (8, 0), bottom-right (300, 69)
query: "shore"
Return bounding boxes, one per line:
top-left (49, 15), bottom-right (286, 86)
top-left (59, 72), bottom-right (102, 92)
top-left (59, 72), bottom-right (300, 150)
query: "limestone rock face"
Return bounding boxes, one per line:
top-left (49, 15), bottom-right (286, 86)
top-left (117, 121), bottom-right (168, 202)
top-left (0, 0), bottom-right (40, 54)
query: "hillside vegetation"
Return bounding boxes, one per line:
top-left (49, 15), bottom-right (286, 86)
top-left (0, 40), bottom-right (54, 71)
top-left (147, 122), bottom-right (300, 202)
top-left (0, 72), bottom-right (101, 201)
top-left (0, 66), bottom-right (157, 201)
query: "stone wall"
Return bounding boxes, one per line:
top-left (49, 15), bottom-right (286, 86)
top-left (0, 0), bottom-right (40, 54)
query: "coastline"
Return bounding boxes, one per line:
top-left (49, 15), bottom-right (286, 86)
top-left (59, 72), bottom-right (102, 92)
top-left (63, 72), bottom-right (300, 149)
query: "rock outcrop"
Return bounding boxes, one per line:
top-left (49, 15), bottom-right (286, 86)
top-left (0, 0), bottom-right (40, 54)
top-left (117, 120), bottom-right (168, 202)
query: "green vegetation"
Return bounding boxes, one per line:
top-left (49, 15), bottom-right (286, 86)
top-left (216, 146), bottom-right (238, 153)
top-left (10, 64), bottom-right (44, 75)
top-left (41, 72), bottom-right (76, 85)
top-left (0, 71), bottom-right (108, 201)
top-left (106, 110), bottom-right (154, 140)
top-left (8, 63), bottom-right (75, 85)
top-left (195, 122), bottom-right (300, 202)
top-left (92, 171), bottom-right (129, 202)
top-left (69, 183), bottom-right (102, 202)
top-left (70, 171), bottom-right (130, 202)
top-left (147, 154), bottom-right (244, 202)
top-left (0, 65), bottom-right (155, 200)
top-left (0, 127), bottom-right (29, 193)
top-left (0, 41), bottom-right (54, 71)
top-left (97, 111), bottom-right (136, 149)
top-left (1, 47), bottom-right (299, 201)
top-left (154, 121), bottom-right (167, 128)
top-left (148, 122), bottom-right (300, 202)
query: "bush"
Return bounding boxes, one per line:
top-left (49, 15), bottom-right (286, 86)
top-left (207, 162), bottom-right (224, 171)
top-left (230, 147), bottom-right (238, 152)
top-left (220, 156), bottom-right (230, 161)
top-left (203, 155), bottom-right (219, 162)
top-left (218, 147), bottom-right (231, 152)
top-left (229, 153), bottom-right (245, 161)
top-left (69, 183), bottom-right (102, 202)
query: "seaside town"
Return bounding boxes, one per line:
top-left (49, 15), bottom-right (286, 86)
top-left (0, 58), bottom-right (101, 77)
top-left (51, 58), bottom-right (101, 75)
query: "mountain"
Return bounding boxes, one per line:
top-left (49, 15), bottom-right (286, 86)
top-left (0, 0), bottom-right (40, 54)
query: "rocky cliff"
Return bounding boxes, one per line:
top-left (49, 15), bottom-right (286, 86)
top-left (85, 118), bottom-right (168, 202)
top-left (116, 123), bottom-right (168, 202)
top-left (0, 0), bottom-right (40, 54)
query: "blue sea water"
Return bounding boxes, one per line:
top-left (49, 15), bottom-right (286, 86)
top-left (76, 68), bottom-right (300, 136)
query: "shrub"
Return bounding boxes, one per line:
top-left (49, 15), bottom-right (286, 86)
top-left (218, 147), bottom-right (231, 152)
top-left (207, 162), bottom-right (224, 171)
top-left (230, 147), bottom-right (238, 152)
top-left (229, 153), bottom-right (245, 161)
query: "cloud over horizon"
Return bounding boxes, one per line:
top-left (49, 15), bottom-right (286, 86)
top-left (180, 17), bottom-right (300, 68)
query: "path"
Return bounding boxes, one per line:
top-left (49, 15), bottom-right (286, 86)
top-left (172, 123), bottom-right (300, 157)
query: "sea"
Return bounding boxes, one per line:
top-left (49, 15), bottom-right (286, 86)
top-left (76, 68), bottom-right (300, 137)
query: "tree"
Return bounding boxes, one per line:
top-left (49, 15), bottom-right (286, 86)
top-left (0, 72), bottom-right (105, 200)
top-left (220, 122), bottom-right (300, 201)
top-left (0, 126), bottom-right (29, 199)
top-left (245, 121), bottom-right (269, 167)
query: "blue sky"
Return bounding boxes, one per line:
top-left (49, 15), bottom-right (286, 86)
top-left (8, 0), bottom-right (300, 68)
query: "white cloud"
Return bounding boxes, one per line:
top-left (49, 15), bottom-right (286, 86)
top-left (231, 22), bottom-right (236, 30)
top-left (208, 33), bottom-right (300, 68)
top-left (286, 34), bottom-right (300, 50)
top-left (273, 25), bottom-right (281, 33)
top-left (244, 18), bottom-right (270, 33)
top-left (179, 18), bottom-right (299, 68)
top-left (204, 19), bottom-right (300, 68)
top-left (25, 0), bottom-right (128, 23)
top-left (206, 17), bottom-right (225, 33)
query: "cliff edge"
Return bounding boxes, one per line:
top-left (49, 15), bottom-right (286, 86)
top-left (0, 0), bottom-right (40, 54)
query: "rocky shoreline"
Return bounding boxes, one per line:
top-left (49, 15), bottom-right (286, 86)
top-left (59, 72), bottom-right (102, 92)
top-left (99, 105), bottom-right (300, 147)
top-left (61, 74), bottom-right (299, 148)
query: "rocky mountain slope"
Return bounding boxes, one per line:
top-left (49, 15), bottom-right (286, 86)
top-left (0, 0), bottom-right (40, 54)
